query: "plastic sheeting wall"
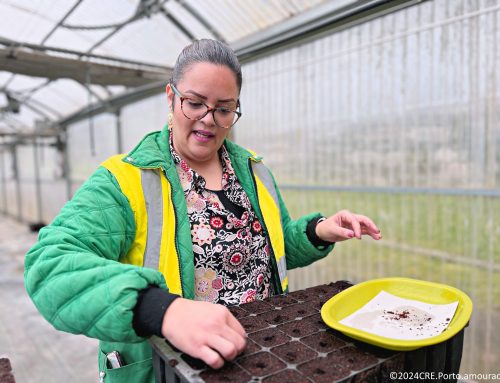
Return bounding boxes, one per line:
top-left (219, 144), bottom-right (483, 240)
top-left (239, 0), bottom-right (499, 189)
top-left (236, 0), bottom-right (499, 376)
top-left (0, 148), bottom-right (18, 218)
top-left (120, 93), bottom-right (168, 152)
top-left (0, 93), bottom-right (169, 222)
top-left (67, 94), bottom-right (168, 193)
top-left (0, 142), bottom-right (68, 223)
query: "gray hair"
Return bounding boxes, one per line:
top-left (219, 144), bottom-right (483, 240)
top-left (171, 39), bottom-right (242, 93)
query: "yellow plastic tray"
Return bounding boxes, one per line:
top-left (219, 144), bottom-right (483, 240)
top-left (320, 277), bottom-right (473, 351)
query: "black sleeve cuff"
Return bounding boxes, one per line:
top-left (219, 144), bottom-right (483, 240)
top-left (132, 286), bottom-right (180, 338)
top-left (306, 216), bottom-right (335, 248)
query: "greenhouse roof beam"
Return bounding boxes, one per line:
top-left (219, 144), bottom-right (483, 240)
top-left (79, 82), bottom-right (104, 103)
top-left (0, 130), bottom-right (58, 139)
top-left (41, 0), bottom-right (84, 45)
top-left (175, 0), bottom-right (226, 42)
top-left (18, 100), bottom-right (52, 121)
top-left (15, 79), bottom-right (53, 99)
top-left (0, 1), bottom-right (84, 98)
top-left (19, 96), bottom-right (63, 120)
top-left (0, 36), bottom-right (170, 70)
top-left (85, 25), bottom-right (125, 55)
top-left (159, 5), bottom-right (196, 41)
top-left (233, 0), bottom-right (424, 62)
top-left (63, 0), bottom-right (169, 54)
top-left (58, 80), bottom-right (169, 127)
top-left (0, 122), bottom-right (18, 133)
top-left (0, 46), bottom-right (171, 87)
top-left (49, 0), bottom-right (424, 129)
top-left (0, 114), bottom-right (30, 131)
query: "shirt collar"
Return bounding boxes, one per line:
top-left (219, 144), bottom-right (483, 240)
top-left (169, 129), bottom-right (236, 193)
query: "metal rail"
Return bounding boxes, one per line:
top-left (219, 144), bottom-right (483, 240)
top-left (280, 184), bottom-right (500, 197)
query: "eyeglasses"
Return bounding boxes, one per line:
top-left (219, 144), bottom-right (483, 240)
top-left (170, 84), bottom-right (242, 129)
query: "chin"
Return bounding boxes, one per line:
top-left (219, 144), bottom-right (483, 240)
top-left (190, 147), bottom-right (217, 162)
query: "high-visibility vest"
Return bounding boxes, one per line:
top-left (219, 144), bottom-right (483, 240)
top-left (102, 154), bottom-right (288, 297)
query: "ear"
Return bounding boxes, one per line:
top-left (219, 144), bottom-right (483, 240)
top-left (166, 84), bottom-right (174, 111)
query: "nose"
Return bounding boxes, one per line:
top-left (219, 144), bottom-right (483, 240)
top-left (200, 108), bottom-right (216, 127)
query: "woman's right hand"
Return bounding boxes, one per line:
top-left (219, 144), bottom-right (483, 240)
top-left (161, 298), bottom-right (247, 369)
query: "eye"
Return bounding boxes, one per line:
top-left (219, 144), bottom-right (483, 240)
top-left (186, 99), bottom-right (204, 109)
top-left (216, 107), bottom-right (233, 115)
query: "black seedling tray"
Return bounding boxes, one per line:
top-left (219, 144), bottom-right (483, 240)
top-left (150, 281), bottom-right (464, 383)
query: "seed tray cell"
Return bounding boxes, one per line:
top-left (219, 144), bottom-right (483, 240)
top-left (256, 307), bottom-right (296, 325)
top-left (238, 316), bottom-right (269, 333)
top-left (265, 294), bottom-right (298, 308)
top-left (237, 300), bottom-right (272, 315)
top-left (227, 305), bottom-right (249, 320)
top-left (302, 313), bottom-right (330, 332)
top-left (150, 281), bottom-right (465, 383)
top-left (271, 341), bottom-right (317, 364)
top-left (238, 352), bottom-right (287, 376)
top-left (277, 318), bottom-right (320, 338)
top-left (248, 327), bottom-right (291, 348)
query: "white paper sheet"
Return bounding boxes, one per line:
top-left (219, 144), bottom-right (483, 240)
top-left (339, 291), bottom-right (459, 340)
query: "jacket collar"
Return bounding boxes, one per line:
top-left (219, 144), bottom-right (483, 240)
top-left (122, 124), bottom-right (262, 169)
top-left (122, 125), bottom-right (174, 170)
top-left (224, 137), bottom-right (262, 163)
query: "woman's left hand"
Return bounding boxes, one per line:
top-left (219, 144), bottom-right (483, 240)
top-left (315, 209), bottom-right (382, 243)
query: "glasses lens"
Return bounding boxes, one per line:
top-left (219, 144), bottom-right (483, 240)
top-left (182, 99), bottom-right (208, 120)
top-left (182, 98), bottom-right (239, 128)
top-left (214, 108), bottom-right (239, 129)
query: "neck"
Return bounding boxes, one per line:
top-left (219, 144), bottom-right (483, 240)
top-left (176, 150), bottom-right (223, 191)
top-left (193, 157), bottom-right (223, 190)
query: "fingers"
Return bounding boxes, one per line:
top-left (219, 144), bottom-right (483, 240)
top-left (207, 332), bottom-right (245, 363)
top-left (189, 325), bottom-right (246, 369)
top-left (323, 210), bottom-right (382, 242)
top-left (339, 210), bottom-right (362, 239)
top-left (161, 299), bottom-right (246, 369)
top-left (329, 224), bottom-right (355, 241)
top-left (227, 310), bottom-right (247, 338)
top-left (354, 214), bottom-right (382, 240)
top-left (216, 316), bottom-right (247, 358)
top-left (339, 210), bottom-right (382, 240)
top-left (197, 345), bottom-right (225, 369)
top-left (193, 311), bottom-right (246, 368)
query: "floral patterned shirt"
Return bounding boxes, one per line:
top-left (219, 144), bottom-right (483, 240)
top-left (169, 132), bottom-right (273, 305)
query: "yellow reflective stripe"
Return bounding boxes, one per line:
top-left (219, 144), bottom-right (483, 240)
top-left (254, 174), bottom-right (285, 256)
top-left (101, 155), bottom-right (147, 266)
top-left (281, 276), bottom-right (288, 293)
top-left (159, 173), bottom-right (183, 296)
top-left (253, 172), bottom-right (288, 291)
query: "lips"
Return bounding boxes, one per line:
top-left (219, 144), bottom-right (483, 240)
top-left (193, 130), bottom-right (215, 139)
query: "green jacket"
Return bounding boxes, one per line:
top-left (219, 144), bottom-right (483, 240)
top-left (24, 127), bottom-right (333, 383)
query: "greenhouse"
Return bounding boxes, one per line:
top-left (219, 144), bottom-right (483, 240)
top-left (0, 0), bottom-right (498, 382)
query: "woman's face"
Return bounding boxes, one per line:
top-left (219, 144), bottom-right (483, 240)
top-left (166, 62), bottom-right (239, 167)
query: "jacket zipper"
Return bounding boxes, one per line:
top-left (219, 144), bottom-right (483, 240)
top-left (248, 158), bottom-right (283, 295)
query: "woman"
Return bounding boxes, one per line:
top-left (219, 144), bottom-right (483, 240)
top-left (24, 39), bottom-right (381, 383)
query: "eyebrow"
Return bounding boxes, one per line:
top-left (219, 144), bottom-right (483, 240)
top-left (184, 89), bottom-right (236, 103)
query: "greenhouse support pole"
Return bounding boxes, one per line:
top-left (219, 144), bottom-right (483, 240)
top-left (32, 135), bottom-right (43, 223)
top-left (61, 127), bottom-right (72, 201)
top-left (115, 109), bottom-right (123, 154)
top-left (0, 150), bottom-right (6, 214)
top-left (12, 145), bottom-right (22, 221)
